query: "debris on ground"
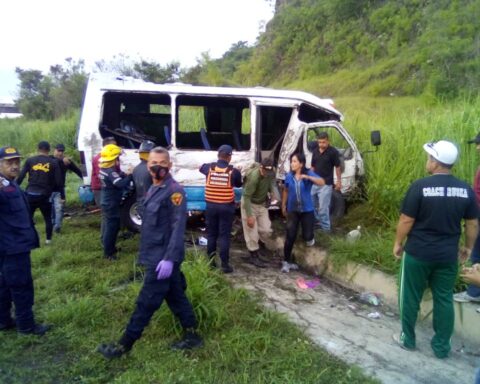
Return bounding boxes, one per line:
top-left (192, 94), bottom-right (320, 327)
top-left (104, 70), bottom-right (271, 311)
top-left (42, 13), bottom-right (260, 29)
top-left (359, 292), bottom-right (383, 306)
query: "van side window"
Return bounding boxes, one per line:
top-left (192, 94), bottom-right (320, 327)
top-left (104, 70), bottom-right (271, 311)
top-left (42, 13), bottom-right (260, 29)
top-left (176, 95), bottom-right (251, 151)
top-left (100, 92), bottom-right (172, 149)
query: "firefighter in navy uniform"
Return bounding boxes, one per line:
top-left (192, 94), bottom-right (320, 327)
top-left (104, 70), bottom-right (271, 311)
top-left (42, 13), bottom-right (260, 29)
top-left (0, 146), bottom-right (50, 336)
top-left (98, 144), bottom-right (133, 259)
top-left (199, 144), bottom-right (242, 273)
top-left (98, 146), bottom-right (202, 358)
top-left (132, 140), bottom-right (155, 218)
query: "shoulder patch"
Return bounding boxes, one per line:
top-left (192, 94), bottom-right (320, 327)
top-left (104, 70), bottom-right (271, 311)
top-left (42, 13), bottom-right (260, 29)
top-left (171, 192), bottom-right (183, 206)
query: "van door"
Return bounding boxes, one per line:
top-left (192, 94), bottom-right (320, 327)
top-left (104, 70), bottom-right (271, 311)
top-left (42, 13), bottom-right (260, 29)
top-left (303, 121), bottom-right (363, 194)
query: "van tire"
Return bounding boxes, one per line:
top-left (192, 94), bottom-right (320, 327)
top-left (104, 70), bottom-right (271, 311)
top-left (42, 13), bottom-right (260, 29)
top-left (329, 190), bottom-right (345, 223)
top-left (121, 195), bottom-right (142, 232)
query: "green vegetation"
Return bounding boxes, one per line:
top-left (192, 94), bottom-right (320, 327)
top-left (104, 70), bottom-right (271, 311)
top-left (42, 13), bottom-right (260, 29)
top-left (0, 211), bottom-right (377, 384)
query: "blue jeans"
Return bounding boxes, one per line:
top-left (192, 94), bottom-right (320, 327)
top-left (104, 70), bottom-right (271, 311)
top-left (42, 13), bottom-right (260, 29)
top-left (50, 192), bottom-right (64, 231)
top-left (311, 184), bottom-right (333, 230)
top-left (124, 265), bottom-right (197, 341)
top-left (0, 252), bottom-right (35, 331)
top-left (467, 224), bottom-right (480, 298)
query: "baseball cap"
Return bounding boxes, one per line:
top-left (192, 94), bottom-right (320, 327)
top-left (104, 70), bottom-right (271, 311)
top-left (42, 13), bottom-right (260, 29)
top-left (261, 158), bottom-right (275, 175)
top-left (38, 141), bottom-right (50, 151)
top-left (468, 133), bottom-right (480, 144)
top-left (0, 146), bottom-right (22, 160)
top-left (218, 144), bottom-right (233, 156)
top-left (55, 143), bottom-right (66, 151)
top-left (423, 140), bottom-right (458, 165)
top-left (139, 140), bottom-right (155, 153)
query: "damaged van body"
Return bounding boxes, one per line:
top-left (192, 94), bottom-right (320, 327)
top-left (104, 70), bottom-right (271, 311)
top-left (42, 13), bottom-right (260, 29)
top-left (77, 73), bottom-right (378, 230)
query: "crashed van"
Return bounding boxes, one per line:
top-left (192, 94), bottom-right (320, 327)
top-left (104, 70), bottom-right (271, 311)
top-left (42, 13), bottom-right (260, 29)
top-left (77, 73), bottom-right (380, 230)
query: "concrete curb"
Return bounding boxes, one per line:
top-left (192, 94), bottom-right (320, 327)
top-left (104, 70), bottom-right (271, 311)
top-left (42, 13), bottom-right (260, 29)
top-left (294, 244), bottom-right (480, 344)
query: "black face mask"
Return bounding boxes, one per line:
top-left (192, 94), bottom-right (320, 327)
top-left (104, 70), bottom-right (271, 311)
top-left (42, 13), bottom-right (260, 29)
top-left (150, 165), bottom-right (169, 180)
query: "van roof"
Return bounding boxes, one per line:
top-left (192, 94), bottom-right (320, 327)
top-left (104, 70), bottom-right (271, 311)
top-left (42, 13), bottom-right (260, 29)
top-left (88, 73), bottom-right (343, 120)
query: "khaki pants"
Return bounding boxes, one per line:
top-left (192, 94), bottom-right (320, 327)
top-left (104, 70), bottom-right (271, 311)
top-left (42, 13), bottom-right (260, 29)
top-left (241, 198), bottom-right (276, 252)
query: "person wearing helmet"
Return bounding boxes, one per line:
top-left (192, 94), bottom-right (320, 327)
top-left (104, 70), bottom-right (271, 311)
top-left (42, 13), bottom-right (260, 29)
top-left (99, 144), bottom-right (132, 260)
top-left (132, 140), bottom-right (155, 219)
top-left (392, 140), bottom-right (479, 358)
top-left (0, 146), bottom-right (50, 336)
top-left (91, 137), bottom-right (117, 208)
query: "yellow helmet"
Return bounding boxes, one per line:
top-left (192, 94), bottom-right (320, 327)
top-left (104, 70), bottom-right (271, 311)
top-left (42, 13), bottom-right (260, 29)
top-left (100, 144), bottom-right (122, 162)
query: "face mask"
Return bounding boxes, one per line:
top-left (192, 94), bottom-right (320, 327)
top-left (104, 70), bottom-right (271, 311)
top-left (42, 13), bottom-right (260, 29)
top-left (150, 165), bottom-right (169, 180)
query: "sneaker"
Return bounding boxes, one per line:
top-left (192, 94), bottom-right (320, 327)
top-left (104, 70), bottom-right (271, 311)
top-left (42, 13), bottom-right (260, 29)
top-left (170, 330), bottom-right (203, 350)
top-left (45, 239), bottom-right (52, 245)
top-left (453, 291), bottom-right (480, 303)
top-left (288, 262), bottom-right (299, 271)
top-left (305, 238), bottom-right (315, 247)
top-left (18, 323), bottom-right (51, 336)
top-left (392, 333), bottom-right (415, 351)
top-left (97, 342), bottom-right (131, 359)
top-left (281, 261), bottom-right (290, 273)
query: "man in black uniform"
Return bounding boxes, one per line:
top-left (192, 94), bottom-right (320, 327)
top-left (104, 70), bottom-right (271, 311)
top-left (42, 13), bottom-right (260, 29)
top-left (98, 147), bottom-right (202, 358)
top-left (0, 146), bottom-right (50, 336)
top-left (199, 145), bottom-right (242, 273)
top-left (17, 141), bottom-right (62, 245)
top-left (310, 132), bottom-right (341, 232)
top-left (393, 140), bottom-right (478, 358)
top-left (132, 140), bottom-right (155, 219)
top-left (51, 143), bottom-right (83, 233)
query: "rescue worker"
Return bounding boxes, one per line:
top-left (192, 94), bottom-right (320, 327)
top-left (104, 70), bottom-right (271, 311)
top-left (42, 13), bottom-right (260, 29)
top-left (97, 147), bottom-right (203, 358)
top-left (0, 146), bottom-right (50, 336)
top-left (17, 141), bottom-right (62, 245)
top-left (91, 137), bottom-right (117, 208)
top-left (132, 140), bottom-right (155, 218)
top-left (98, 144), bottom-right (132, 260)
top-left (199, 144), bottom-right (242, 273)
top-left (51, 143), bottom-right (83, 233)
top-left (241, 158), bottom-right (280, 267)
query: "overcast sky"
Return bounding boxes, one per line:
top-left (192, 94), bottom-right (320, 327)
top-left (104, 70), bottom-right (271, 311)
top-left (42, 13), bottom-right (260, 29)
top-left (0, 0), bottom-right (274, 101)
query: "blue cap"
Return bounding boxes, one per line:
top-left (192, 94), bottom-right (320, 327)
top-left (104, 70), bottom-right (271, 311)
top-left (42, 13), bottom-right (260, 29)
top-left (0, 146), bottom-right (22, 160)
top-left (218, 144), bottom-right (233, 156)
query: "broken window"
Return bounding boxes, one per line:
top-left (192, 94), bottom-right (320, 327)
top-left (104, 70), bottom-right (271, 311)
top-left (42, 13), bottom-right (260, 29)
top-left (100, 92), bottom-right (172, 149)
top-left (176, 95), bottom-right (251, 151)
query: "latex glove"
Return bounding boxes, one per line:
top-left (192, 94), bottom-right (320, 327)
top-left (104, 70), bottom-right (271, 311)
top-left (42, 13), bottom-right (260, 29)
top-left (155, 260), bottom-right (173, 280)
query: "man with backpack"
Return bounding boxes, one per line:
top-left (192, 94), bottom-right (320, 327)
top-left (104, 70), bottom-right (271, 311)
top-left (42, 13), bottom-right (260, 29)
top-left (241, 158), bottom-right (280, 267)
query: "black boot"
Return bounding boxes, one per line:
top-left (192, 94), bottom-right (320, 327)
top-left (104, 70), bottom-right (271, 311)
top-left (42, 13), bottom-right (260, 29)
top-left (170, 329), bottom-right (204, 350)
top-left (244, 251), bottom-right (266, 268)
top-left (18, 323), bottom-right (51, 336)
top-left (221, 263), bottom-right (234, 274)
top-left (0, 319), bottom-right (15, 332)
top-left (97, 334), bottom-right (134, 359)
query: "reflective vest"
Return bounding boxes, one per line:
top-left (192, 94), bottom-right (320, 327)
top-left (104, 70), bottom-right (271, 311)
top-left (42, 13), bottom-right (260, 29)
top-left (205, 163), bottom-right (234, 204)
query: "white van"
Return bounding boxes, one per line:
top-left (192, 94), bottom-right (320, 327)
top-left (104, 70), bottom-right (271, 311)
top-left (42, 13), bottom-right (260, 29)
top-left (77, 73), bottom-right (380, 229)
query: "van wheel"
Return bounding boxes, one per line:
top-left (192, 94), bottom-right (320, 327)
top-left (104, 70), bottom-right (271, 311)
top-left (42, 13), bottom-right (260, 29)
top-left (329, 190), bottom-right (345, 223)
top-left (121, 195), bottom-right (142, 232)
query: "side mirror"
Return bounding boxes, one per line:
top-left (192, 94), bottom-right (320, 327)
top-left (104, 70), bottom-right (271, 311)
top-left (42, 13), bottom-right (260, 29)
top-left (371, 130), bottom-right (381, 146)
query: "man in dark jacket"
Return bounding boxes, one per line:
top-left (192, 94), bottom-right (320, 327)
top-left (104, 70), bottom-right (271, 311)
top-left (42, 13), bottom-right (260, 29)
top-left (17, 141), bottom-right (62, 245)
top-left (0, 146), bottom-right (50, 336)
top-left (97, 146), bottom-right (202, 358)
top-left (50, 143), bottom-right (83, 233)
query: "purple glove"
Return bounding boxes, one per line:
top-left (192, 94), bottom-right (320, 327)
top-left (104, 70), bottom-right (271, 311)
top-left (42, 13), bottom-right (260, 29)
top-left (155, 260), bottom-right (174, 280)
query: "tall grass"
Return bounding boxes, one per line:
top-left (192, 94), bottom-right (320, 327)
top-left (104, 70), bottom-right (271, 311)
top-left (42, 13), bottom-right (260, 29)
top-left (335, 96), bottom-right (480, 223)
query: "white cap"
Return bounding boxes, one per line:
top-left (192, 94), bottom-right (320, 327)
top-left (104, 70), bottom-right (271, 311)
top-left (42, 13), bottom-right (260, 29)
top-left (423, 140), bottom-right (458, 165)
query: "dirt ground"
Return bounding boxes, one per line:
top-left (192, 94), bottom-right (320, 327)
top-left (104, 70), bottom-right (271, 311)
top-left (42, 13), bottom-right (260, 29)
top-left (217, 247), bottom-right (480, 384)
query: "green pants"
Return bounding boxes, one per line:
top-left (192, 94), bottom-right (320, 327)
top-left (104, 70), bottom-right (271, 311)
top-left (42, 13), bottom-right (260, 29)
top-left (398, 252), bottom-right (458, 358)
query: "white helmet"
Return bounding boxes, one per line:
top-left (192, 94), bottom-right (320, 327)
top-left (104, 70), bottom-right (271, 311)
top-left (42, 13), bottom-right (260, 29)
top-left (423, 140), bottom-right (458, 165)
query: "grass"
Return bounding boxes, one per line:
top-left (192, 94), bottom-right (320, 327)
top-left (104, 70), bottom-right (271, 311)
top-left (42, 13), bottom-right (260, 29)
top-left (0, 204), bottom-right (378, 384)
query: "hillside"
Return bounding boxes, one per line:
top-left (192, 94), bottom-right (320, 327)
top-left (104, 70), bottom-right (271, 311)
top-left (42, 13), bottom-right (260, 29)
top-left (214, 0), bottom-right (480, 99)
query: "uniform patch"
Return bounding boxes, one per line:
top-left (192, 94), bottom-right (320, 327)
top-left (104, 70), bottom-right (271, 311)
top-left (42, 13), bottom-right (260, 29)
top-left (171, 192), bottom-right (183, 206)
